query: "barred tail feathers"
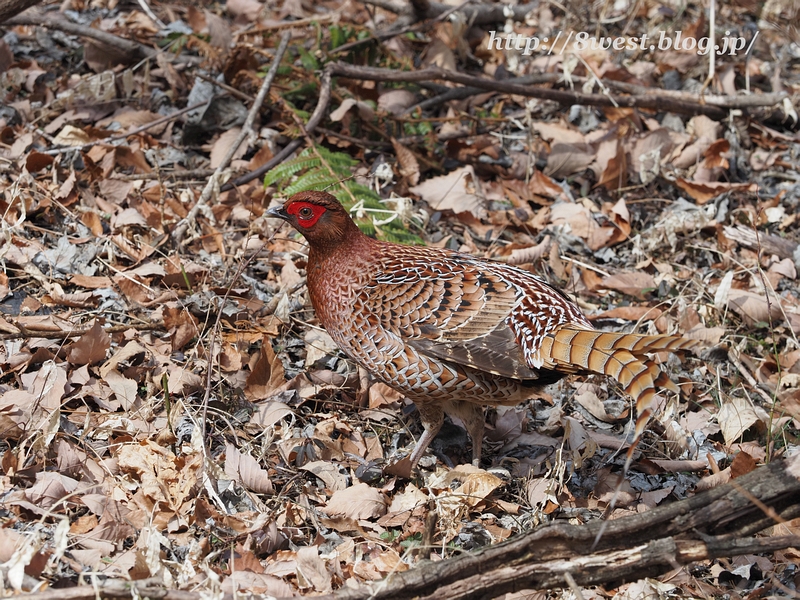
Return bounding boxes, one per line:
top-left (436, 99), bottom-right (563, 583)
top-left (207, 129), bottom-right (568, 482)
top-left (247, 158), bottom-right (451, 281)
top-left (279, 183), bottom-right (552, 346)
top-left (539, 325), bottom-right (699, 442)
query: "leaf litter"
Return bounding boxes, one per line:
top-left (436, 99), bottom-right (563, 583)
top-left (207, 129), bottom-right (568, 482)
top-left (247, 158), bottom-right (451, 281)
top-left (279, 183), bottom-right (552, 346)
top-left (0, 0), bottom-right (799, 597)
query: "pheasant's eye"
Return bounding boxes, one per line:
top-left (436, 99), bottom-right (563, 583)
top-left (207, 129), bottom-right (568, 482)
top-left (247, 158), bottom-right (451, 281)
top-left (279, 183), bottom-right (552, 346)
top-left (287, 201), bottom-right (326, 228)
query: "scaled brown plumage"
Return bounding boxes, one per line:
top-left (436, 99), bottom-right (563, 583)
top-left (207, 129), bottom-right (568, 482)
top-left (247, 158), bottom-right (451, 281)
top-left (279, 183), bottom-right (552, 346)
top-left (268, 191), bottom-right (699, 470)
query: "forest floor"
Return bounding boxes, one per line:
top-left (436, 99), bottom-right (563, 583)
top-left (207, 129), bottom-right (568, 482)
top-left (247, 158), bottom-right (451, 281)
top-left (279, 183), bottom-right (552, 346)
top-left (0, 0), bottom-right (799, 597)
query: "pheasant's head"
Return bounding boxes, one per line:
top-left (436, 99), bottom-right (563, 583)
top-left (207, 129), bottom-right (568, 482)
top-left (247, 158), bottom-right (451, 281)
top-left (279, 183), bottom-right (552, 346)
top-left (268, 191), bottom-right (362, 252)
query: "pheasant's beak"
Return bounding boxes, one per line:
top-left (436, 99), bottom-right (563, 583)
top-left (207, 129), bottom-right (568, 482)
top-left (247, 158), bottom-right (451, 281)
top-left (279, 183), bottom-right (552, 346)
top-left (267, 205), bottom-right (289, 220)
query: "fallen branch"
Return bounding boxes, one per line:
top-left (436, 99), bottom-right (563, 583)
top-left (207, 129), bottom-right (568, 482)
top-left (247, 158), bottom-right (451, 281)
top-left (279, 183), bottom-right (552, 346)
top-left (406, 73), bottom-right (560, 114)
top-left (723, 224), bottom-right (799, 260)
top-left (326, 62), bottom-right (792, 120)
top-left (324, 453), bottom-right (800, 600)
top-left (4, 13), bottom-right (156, 60)
top-left (0, 0), bottom-right (43, 23)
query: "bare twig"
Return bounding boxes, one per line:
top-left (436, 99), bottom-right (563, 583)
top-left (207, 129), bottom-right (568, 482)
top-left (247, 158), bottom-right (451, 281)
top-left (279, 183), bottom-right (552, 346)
top-left (43, 99), bottom-right (221, 156)
top-left (406, 73), bottom-right (560, 114)
top-left (110, 168), bottom-right (218, 181)
top-left (193, 71), bottom-right (256, 102)
top-left (172, 31), bottom-right (292, 244)
top-left (727, 349), bottom-right (778, 408)
top-left (0, 321), bottom-right (164, 340)
top-left (221, 68), bottom-right (333, 192)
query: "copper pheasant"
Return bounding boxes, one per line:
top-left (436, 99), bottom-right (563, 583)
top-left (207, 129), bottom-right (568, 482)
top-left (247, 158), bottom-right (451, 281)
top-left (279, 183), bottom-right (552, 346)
top-left (268, 191), bottom-right (698, 470)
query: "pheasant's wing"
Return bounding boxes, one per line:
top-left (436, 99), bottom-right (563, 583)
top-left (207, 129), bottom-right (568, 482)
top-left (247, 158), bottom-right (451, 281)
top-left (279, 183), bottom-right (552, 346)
top-left (360, 250), bottom-right (581, 380)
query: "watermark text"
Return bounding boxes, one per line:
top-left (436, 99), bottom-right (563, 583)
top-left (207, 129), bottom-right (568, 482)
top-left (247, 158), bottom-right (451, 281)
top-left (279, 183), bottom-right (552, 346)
top-left (487, 30), bottom-right (758, 57)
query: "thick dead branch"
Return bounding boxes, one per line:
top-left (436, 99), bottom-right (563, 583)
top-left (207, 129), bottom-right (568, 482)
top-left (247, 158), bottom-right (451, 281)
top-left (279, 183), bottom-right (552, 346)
top-left (16, 455), bottom-right (800, 600)
top-left (4, 13), bottom-right (156, 60)
top-left (723, 225), bottom-right (799, 260)
top-left (0, 0), bottom-right (43, 23)
top-left (326, 62), bottom-right (793, 120)
top-left (325, 454), bottom-right (800, 600)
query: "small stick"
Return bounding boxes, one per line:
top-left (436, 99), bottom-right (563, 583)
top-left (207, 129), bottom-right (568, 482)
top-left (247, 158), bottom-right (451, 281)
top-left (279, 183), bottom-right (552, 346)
top-left (42, 99), bottom-right (220, 156)
top-left (172, 32), bottom-right (292, 244)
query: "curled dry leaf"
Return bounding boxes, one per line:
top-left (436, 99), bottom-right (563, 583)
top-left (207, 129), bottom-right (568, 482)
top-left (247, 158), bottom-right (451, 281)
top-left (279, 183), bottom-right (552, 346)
top-left (321, 482), bottom-right (386, 520)
top-left (330, 98), bottom-right (375, 122)
top-left (295, 546), bottom-right (332, 593)
top-left (391, 138), bottom-right (420, 186)
top-left (600, 271), bottom-right (657, 299)
top-left (379, 90), bottom-right (417, 115)
top-left (226, 0), bottom-right (264, 21)
top-left (301, 460), bottom-right (348, 492)
top-left (675, 179), bottom-right (758, 204)
top-left (162, 306), bottom-right (200, 351)
top-left (506, 235), bottom-right (551, 265)
top-left (245, 339), bottom-right (286, 401)
top-left (718, 395), bottom-right (763, 446)
top-left (304, 328), bottom-right (338, 366)
top-left (594, 139), bottom-right (627, 190)
top-left (210, 128), bottom-right (248, 169)
top-left (222, 571), bottom-right (295, 596)
top-left (250, 401), bottom-right (293, 429)
top-left (225, 442), bottom-right (274, 495)
top-left (104, 369), bottom-right (138, 410)
top-left (545, 143), bottom-right (595, 178)
top-left (410, 166), bottom-right (485, 218)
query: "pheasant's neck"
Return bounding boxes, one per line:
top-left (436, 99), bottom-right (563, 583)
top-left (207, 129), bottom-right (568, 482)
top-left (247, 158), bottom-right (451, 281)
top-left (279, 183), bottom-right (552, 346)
top-left (306, 234), bottom-right (382, 332)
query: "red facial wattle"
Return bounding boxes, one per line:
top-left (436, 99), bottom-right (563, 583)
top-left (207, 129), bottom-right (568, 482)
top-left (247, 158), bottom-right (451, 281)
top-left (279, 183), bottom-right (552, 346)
top-left (286, 201), bottom-right (327, 228)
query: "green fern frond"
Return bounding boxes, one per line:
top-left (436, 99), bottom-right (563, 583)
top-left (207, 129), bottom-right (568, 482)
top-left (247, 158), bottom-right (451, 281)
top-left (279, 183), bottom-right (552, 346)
top-left (283, 171), bottom-right (342, 196)
top-left (263, 155), bottom-right (320, 187)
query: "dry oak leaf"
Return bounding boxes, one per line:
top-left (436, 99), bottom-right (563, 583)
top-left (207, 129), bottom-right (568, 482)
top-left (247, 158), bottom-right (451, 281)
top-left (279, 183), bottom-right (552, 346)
top-left (222, 571), bottom-right (295, 596)
top-left (104, 369), bottom-right (138, 410)
top-left (295, 546), bottom-right (332, 593)
top-left (321, 482), bottom-right (387, 520)
top-left (162, 306), bottom-right (200, 351)
top-left (545, 143), bottom-right (595, 178)
top-left (226, 0), bottom-right (264, 21)
top-left (301, 460), bottom-right (348, 492)
top-left (675, 179), bottom-right (757, 205)
top-left (379, 90), bottom-right (417, 115)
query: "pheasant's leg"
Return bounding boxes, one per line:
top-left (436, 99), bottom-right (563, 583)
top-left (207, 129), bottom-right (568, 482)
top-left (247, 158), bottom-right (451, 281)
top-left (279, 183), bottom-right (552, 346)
top-left (408, 400), bottom-right (444, 469)
top-left (445, 400), bottom-right (486, 467)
